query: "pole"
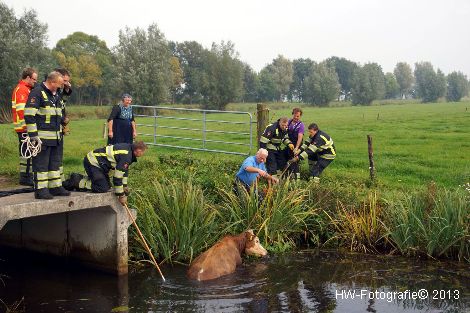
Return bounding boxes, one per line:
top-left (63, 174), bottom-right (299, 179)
top-left (257, 103), bottom-right (269, 149)
top-left (123, 203), bottom-right (166, 282)
top-left (367, 135), bottom-right (375, 182)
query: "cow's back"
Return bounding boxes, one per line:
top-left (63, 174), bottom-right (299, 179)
top-left (187, 237), bottom-right (242, 281)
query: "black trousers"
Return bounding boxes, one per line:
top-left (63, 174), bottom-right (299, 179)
top-left (309, 157), bottom-right (333, 178)
top-left (17, 132), bottom-right (31, 176)
top-left (83, 158), bottom-right (111, 193)
top-left (32, 145), bottom-right (62, 190)
top-left (266, 149), bottom-right (287, 175)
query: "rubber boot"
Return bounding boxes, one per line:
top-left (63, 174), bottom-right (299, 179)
top-left (19, 173), bottom-right (34, 186)
top-left (35, 188), bottom-right (54, 200)
top-left (63, 173), bottom-right (84, 191)
top-left (49, 186), bottom-right (71, 196)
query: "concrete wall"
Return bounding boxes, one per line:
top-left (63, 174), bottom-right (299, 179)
top-left (0, 192), bottom-right (133, 275)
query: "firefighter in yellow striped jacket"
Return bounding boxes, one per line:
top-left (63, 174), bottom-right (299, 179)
top-left (24, 71), bottom-right (70, 199)
top-left (259, 117), bottom-right (295, 178)
top-left (11, 67), bottom-right (38, 186)
top-left (290, 123), bottom-right (336, 183)
top-left (63, 141), bottom-right (147, 206)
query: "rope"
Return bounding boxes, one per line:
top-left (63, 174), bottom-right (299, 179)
top-left (20, 133), bottom-right (42, 159)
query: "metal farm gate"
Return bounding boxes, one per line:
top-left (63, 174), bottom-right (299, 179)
top-left (133, 105), bottom-right (255, 156)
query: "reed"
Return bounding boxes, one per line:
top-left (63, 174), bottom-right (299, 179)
top-left (130, 178), bottom-right (220, 264)
top-left (385, 186), bottom-right (469, 261)
top-left (218, 179), bottom-right (315, 251)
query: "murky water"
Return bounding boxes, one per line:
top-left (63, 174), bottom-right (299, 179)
top-left (1, 249), bottom-right (469, 312)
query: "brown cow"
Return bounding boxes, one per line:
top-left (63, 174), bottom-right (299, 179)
top-left (187, 230), bottom-right (268, 281)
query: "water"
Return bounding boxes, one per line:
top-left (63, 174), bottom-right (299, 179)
top-left (1, 249), bottom-right (469, 313)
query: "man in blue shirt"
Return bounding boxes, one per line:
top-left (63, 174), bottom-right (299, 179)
top-left (234, 148), bottom-right (279, 194)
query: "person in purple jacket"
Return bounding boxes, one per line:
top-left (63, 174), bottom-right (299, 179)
top-left (286, 108), bottom-right (305, 180)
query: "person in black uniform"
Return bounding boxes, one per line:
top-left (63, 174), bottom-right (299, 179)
top-left (54, 68), bottom-right (72, 182)
top-left (289, 123), bottom-right (336, 183)
top-left (63, 141), bottom-right (147, 206)
top-left (24, 71), bottom-right (70, 199)
top-left (107, 93), bottom-right (136, 145)
top-left (259, 117), bottom-right (294, 178)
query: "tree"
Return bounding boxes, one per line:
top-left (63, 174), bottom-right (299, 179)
top-left (172, 41), bottom-right (209, 104)
top-left (241, 63), bottom-right (260, 102)
top-left (326, 56), bottom-right (358, 99)
top-left (289, 58), bottom-right (315, 102)
top-left (446, 71), bottom-right (469, 102)
top-left (269, 55), bottom-right (294, 101)
top-left (53, 31), bottom-right (115, 104)
top-left (114, 24), bottom-right (172, 105)
top-left (393, 62), bottom-right (414, 99)
top-left (384, 72), bottom-right (400, 99)
top-left (169, 56), bottom-right (184, 103)
top-left (351, 63), bottom-right (385, 105)
top-left (0, 3), bottom-right (54, 122)
top-left (199, 41), bottom-right (244, 110)
top-left (414, 62), bottom-right (447, 102)
top-left (257, 67), bottom-right (277, 102)
top-left (303, 62), bottom-right (340, 106)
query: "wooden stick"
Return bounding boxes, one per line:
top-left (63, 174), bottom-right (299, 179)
top-left (123, 203), bottom-right (166, 281)
top-left (367, 135), bottom-right (375, 182)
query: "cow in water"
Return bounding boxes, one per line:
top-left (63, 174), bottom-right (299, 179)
top-left (187, 230), bottom-right (268, 281)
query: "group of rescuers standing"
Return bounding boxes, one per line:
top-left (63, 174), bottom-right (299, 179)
top-left (12, 67), bottom-right (335, 204)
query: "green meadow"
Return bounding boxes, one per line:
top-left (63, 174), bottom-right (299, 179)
top-left (1, 100), bottom-right (468, 190)
top-left (0, 101), bottom-right (468, 263)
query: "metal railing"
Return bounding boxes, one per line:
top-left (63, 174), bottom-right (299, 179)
top-left (133, 105), bottom-right (254, 156)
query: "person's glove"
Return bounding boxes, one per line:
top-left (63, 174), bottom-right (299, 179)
top-left (287, 156), bottom-right (299, 165)
top-left (118, 195), bottom-right (128, 206)
top-left (288, 143), bottom-right (295, 151)
top-left (63, 116), bottom-right (70, 126)
top-left (124, 186), bottom-right (130, 196)
top-left (293, 148), bottom-right (300, 156)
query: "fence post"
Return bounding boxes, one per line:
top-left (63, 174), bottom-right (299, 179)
top-left (367, 134), bottom-right (375, 182)
top-left (103, 122), bottom-right (107, 139)
top-left (153, 107), bottom-right (157, 144)
top-left (257, 103), bottom-right (269, 149)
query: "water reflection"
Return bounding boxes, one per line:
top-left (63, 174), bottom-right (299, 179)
top-left (1, 249), bottom-right (468, 312)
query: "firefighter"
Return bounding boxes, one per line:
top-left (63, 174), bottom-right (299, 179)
top-left (54, 68), bottom-right (72, 182)
top-left (11, 67), bottom-right (38, 186)
top-left (290, 123), bottom-right (336, 183)
top-left (259, 117), bottom-right (294, 178)
top-left (63, 141), bottom-right (147, 206)
top-left (24, 71), bottom-right (70, 199)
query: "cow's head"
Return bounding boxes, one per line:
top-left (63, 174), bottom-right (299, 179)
top-left (244, 229), bottom-right (268, 257)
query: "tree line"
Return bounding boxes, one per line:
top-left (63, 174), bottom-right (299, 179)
top-left (1, 1), bottom-right (469, 113)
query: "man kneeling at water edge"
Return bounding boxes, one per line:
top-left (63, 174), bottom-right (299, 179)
top-left (63, 141), bottom-right (147, 205)
top-left (234, 148), bottom-right (279, 197)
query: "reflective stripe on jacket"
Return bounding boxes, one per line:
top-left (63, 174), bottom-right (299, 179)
top-left (299, 130), bottom-right (336, 160)
top-left (259, 120), bottom-right (292, 151)
top-left (86, 143), bottom-right (137, 196)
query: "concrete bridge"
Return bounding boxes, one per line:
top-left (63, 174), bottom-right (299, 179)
top-left (0, 191), bottom-right (134, 275)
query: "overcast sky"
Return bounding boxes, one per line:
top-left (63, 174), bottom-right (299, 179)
top-left (4, 0), bottom-right (470, 76)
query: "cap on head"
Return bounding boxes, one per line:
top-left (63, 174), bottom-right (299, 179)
top-left (122, 93), bottom-right (132, 99)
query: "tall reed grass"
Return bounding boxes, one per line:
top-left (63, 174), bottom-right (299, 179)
top-left (130, 178), bottom-right (220, 264)
top-left (218, 180), bottom-right (316, 251)
top-left (385, 186), bottom-right (469, 261)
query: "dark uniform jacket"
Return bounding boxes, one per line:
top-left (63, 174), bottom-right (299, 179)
top-left (24, 83), bottom-right (63, 146)
top-left (85, 143), bottom-right (137, 196)
top-left (259, 120), bottom-right (292, 151)
top-left (299, 130), bottom-right (336, 160)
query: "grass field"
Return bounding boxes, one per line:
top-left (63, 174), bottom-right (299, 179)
top-left (1, 100), bottom-right (468, 190)
top-left (0, 100), bottom-right (468, 262)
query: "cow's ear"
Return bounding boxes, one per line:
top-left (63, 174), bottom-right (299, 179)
top-left (246, 229), bottom-right (254, 235)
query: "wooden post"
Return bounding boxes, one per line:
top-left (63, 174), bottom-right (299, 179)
top-left (257, 103), bottom-right (269, 149)
top-left (103, 122), bottom-right (108, 139)
top-left (367, 135), bottom-right (375, 182)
